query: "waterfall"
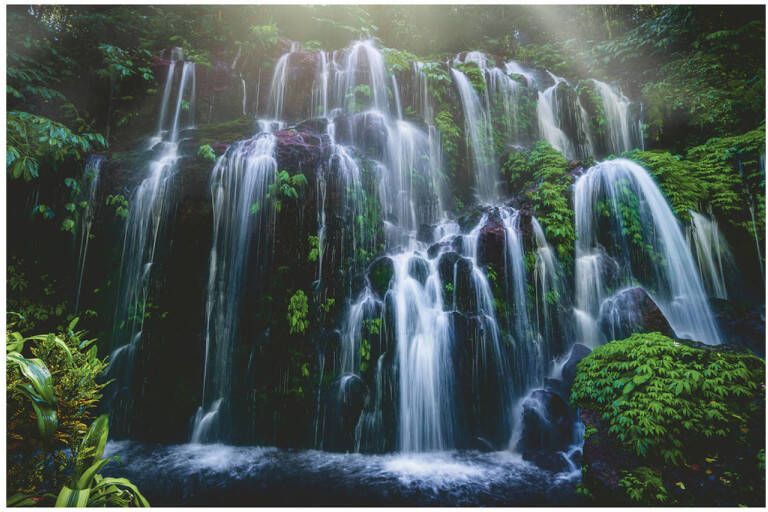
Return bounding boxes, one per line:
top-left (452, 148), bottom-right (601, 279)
top-left (110, 50), bottom-right (196, 434)
top-left (531, 217), bottom-right (566, 357)
top-left (537, 73), bottom-right (576, 159)
top-left (74, 154), bottom-right (104, 312)
top-left (688, 211), bottom-right (735, 300)
top-left (192, 131), bottom-right (277, 443)
top-left (392, 251), bottom-right (456, 451)
top-left (590, 79), bottom-right (643, 154)
top-left (267, 42), bottom-right (299, 121)
top-left (451, 68), bottom-right (498, 202)
top-left (574, 159), bottom-right (721, 345)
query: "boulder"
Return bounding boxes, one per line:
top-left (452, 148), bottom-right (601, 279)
top-left (407, 256), bottom-right (430, 285)
top-left (516, 388), bottom-right (577, 473)
top-left (561, 343), bottom-right (592, 391)
top-left (709, 298), bottom-right (765, 356)
top-left (367, 256), bottom-right (394, 299)
top-left (598, 287), bottom-right (675, 341)
top-left (475, 210), bottom-right (506, 271)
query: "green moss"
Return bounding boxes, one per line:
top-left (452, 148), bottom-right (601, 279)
top-left (572, 332), bottom-right (765, 466)
top-left (194, 118), bottom-right (254, 147)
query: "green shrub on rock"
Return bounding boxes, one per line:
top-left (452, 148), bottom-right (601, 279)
top-left (571, 332), bottom-right (765, 506)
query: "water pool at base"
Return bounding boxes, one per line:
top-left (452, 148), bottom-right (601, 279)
top-left (104, 441), bottom-right (581, 506)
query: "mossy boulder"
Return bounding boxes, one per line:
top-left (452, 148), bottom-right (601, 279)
top-left (572, 332), bottom-right (765, 506)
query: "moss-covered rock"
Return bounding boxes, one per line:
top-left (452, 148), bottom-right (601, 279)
top-left (572, 332), bottom-right (765, 506)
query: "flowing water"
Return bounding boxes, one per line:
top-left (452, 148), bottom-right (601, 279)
top-left (574, 159), bottom-right (721, 345)
top-left (590, 79), bottom-right (643, 155)
top-left (688, 211), bottom-right (735, 300)
top-left (109, 49), bottom-right (196, 435)
top-left (99, 37), bottom-right (730, 502)
top-left (192, 130), bottom-right (278, 443)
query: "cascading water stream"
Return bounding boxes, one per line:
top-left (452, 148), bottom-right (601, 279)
top-left (109, 50), bottom-right (195, 434)
top-left (192, 130), bottom-right (278, 443)
top-left (574, 159), bottom-right (721, 345)
top-left (537, 73), bottom-right (577, 159)
top-left (688, 211), bottom-right (735, 300)
top-left (450, 68), bottom-right (498, 202)
top-left (590, 79), bottom-right (643, 154)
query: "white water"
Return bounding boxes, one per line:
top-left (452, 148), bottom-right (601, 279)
top-left (591, 79), bottom-right (643, 154)
top-left (451, 68), bottom-right (498, 202)
top-left (688, 211), bottom-right (734, 300)
top-left (192, 131), bottom-right (278, 443)
top-left (574, 159), bottom-right (721, 344)
top-left (110, 50), bottom-right (195, 432)
top-left (537, 73), bottom-right (577, 159)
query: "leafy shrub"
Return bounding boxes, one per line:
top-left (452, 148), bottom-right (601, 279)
top-left (268, 170), bottom-right (308, 213)
top-left (571, 332), bottom-right (765, 466)
top-left (7, 316), bottom-right (148, 506)
top-left (287, 290), bottom-right (309, 335)
top-left (197, 144), bottom-right (217, 162)
top-left (502, 141), bottom-right (576, 263)
top-left (619, 467), bottom-right (668, 504)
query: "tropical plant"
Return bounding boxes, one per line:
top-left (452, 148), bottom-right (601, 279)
top-left (287, 290), bottom-right (309, 335)
top-left (6, 316), bottom-right (147, 506)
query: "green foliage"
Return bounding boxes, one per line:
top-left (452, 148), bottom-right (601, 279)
top-left (571, 332), bottom-right (765, 467)
top-left (435, 110), bottom-right (461, 166)
top-left (7, 112), bottom-right (106, 181)
top-left (619, 467), bottom-right (668, 504)
top-left (320, 297), bottom-right (335, 314)
top-left (307, 235), bottom-right (321, 263)
top-left (503, 142), bottom-right (575, 263)
top-left (287, 290), bottom-right (309, 335)
top-left (382, 47), bottom-right (418, 73)
top-left (54, 415), bottom-right (149, 507)
top-left (359, 338), bottom-right (371, 374)
top-left (248, 23), bottom-right (280, 51)
top-left (454, 62), bottom-right (486, 93)
top-left (106, 194), bottom-right (130, 219)
top-left (5, 318), bottom-right (146, 504)
top-left (625, 126), bottom-right (765, 240)
top-left (197, 144), bottom-right (217, 162)
top-left (268, 170), bottom-right (308, 213)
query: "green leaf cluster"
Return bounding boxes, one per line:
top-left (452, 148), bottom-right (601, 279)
top-left (287, 290), bottom-right (309, 335)
top-left (502, 141), bottom-right (576, 263)
top-left (571, 332), bottom-right (765, 467)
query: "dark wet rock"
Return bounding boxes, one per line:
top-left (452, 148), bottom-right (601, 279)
top-left (367, 256), bottom-right (394, 299)
top-left (453, 257), bottom-right (476, 312)
top-left (516, 389), bottom-right (576, 457)
top-left (274, 128), bottom-right (331, 170)
top-left (598, 287), bottom-right (674, 341)
top-left (561, 343), bottom-right (592, 391)
top-left (294, 117), bottom-right (329, 135)
top-left (526, 451), bottom-right (571, 473)
top-left (437, 251), bottom-right (461, 286)
top-left (544, 377), bottom-right (568, 399)
top-left (322, 374), bottom-right (368, 452)
top-left (417, 224), bottom-right (435, 243)
top-left (475, 210), bottom-right (506, 270)
top-left (427, 241), bottom-right (450, 259)
top-left (709, 298), bottom-right (765, 356)
top-left (407, 256), bottom-right (430, 285)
